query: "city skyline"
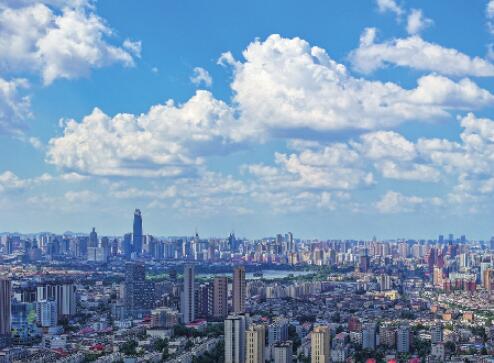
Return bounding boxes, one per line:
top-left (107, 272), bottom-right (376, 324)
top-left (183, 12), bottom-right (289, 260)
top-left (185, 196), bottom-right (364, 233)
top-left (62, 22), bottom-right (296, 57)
top-left (1, 1), bottom-right (494, 238)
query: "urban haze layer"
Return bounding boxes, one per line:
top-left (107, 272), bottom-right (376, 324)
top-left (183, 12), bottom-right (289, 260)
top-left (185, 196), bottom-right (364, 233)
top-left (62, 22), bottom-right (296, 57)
top-left (0, 209), bottom-right (493, 363)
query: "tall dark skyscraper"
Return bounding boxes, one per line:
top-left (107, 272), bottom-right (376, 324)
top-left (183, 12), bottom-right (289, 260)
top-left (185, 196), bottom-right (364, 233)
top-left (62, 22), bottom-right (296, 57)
top-left (89, 227), bottom-right (98, 248)
top-left (123, 262), bottom-right (154, 318)
top-left (0, 278), bottom-right (11, 348)
top-left (132, 209), bottom-right (143, 256)
top-left (181, 264), bottom-right (195, 324)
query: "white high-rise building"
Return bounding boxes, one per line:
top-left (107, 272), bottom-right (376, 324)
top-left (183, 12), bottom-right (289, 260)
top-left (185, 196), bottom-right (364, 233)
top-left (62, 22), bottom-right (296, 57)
top-left (61, 284), bottom-right (76, 316)
top-left (182, 264), bottom-right (195, 324)
top-left (397, 324), bottom-right (410, 353)
top-left (224, 314), bottom-right (246, 363)
top-left (36, 300), bottom-right (57, 327)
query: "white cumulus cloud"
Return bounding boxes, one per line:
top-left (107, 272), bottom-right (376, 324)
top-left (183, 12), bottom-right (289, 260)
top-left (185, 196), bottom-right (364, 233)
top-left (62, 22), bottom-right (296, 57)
top-left (190, 67), bottom-right (212, 87)
top-left (0, 2), bottom-right (138, 85)
top-left (350, 31), bottom-right (494, 76)
top-left (406, 9), bottom-right (433, 35)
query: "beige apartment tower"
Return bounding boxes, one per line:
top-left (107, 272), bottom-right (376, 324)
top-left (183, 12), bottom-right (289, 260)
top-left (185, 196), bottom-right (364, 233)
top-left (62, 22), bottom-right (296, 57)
top-left (213, 276), bottom-right (228, 318)
top-left (311, 325), bottom-right (330, 363)
top-left (246, 324), bottom-right (265, 363)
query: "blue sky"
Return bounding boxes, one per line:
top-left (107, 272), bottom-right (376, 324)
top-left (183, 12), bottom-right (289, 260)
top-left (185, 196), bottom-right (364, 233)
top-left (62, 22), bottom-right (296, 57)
top-left (1, 0), bottom-right (494, 240)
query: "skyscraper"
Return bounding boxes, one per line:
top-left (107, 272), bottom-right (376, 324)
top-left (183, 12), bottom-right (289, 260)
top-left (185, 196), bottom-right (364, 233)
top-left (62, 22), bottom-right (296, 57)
top-left (232, 266), bottom-right (246, 313)
top-left (224, 314), bottom-right (246, 363)
top-left (182, 264), bottom-right (195, 323)
top-left (123, 262), bottom-right (154, 318)
top-left (132, 209), bottom-right (143, 255)
top-left (397, 323), bottom-right (410, 353)
top-left (246, 324), bottom-right (265, 363)
top-left (89, 227), bottom-right (98, 248)
top-left (362, 322), bottom-right (377, 350)
top-left (213, 276), bottom-right (228, 319)
top-left (311, 325), bottom-right (330, 363)
top-left (36, 300), bottom-right (57, 327)
top-left (0, 278), bottom-right (11, 348)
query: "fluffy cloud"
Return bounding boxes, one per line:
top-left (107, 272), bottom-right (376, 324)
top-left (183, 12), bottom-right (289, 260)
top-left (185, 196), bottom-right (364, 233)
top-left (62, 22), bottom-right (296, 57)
top-left (0, 2), bottom-right (137, 85)
top-left (190, 67), bottom-right (212, 87)
top-left (350, 31), bottom-right (494, 76)
top-left (375, 191), bottom-right (441, 213)
top-left (0, 78), bottom-right (31, 134)
top-left (376, 0), bottom-right (403, 17)
top-left (406, 9), bottom-right (433, 35)
top-left (223, 34), bottom-right (494, 137)
top-left (0, 170), bottom-right (52, 192)
top-left (47, 90), bottom-right (239, 177)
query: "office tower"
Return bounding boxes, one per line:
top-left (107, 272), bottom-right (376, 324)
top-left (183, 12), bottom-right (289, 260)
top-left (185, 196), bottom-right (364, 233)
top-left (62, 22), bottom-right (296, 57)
top-left (213, 276), bottom-right (228, 319)
top-left (132, 209), bottom-right (143, 255)
top-left (123, 233), bottom-right (132, 259)
top-left (36, 300), bottom-right (57, 327)
top-left (311, 325), bottom-right (330, 363)
top-left (224, 314), bottom-right (246, 363)
top-left (182, 264), bottom-right (195, 323)
top-left (362, 322), bottom-right (377, 350)
top-left (0, 278), bottom-right (11, 348)
top-left (246, 324), bottom-right (265, 363)
top-left (195, 283), bottom-right (212, 319)
top-left (123, 262), bottom-right (154, 318)
top-left (232, 266), bottom-right (246, 313)
top-left (273, 341), bottom-right (292, 363)
top-left (430, 323), bottom-right (443, 344)
top-left (89, 227), bottom-right (98, 248)
top-left (397, 323), bottom-right (410, 353)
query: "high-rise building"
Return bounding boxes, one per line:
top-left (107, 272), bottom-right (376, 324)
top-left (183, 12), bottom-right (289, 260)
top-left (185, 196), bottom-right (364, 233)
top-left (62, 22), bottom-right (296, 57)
top-left (232, 266), bottom-right (246, 313)
top-left (132, 209), bottom-right (143, 255)
top-left (60, 284), bottom-right (76, 317)
top-left (311, 325), bottom-right (330, 363)
top-left (89, 227), bottom-right (98, 248)
top-left (0, 278), bottom-right (11, 348)
top-left (213, 276), bottom-right (228, 319)
top-left (430, 322), bottom-right (443, 344)
top-left (36, 300), bottom-right (57, 327)
top-left (397, 323), bottom-right (410, 353)
top-left (273, 341), bottom-right (293, 363)
top-left (268, 318), bottom-right (289, 346)
top-left (182, 264), bottom-right (195, 324)
top-left (196, 282), bottom-right (212, 319)
top-left (123, 262), bottom-right (154, 318)
top-left (224, 314), bottom-right (246, 363)
top-left (246, 324), bottom-right (265, 363)
top-left (362, 322), bottom-right (377, 350)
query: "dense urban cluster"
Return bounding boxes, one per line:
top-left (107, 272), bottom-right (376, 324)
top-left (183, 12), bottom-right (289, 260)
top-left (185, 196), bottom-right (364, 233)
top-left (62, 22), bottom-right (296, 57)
top-left (1, 210), bottom-right (494, 363)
